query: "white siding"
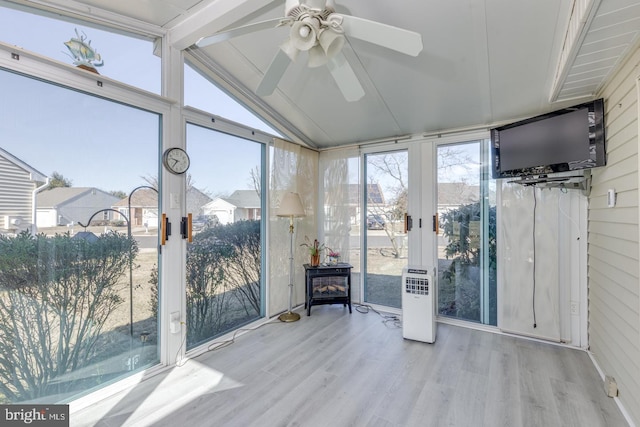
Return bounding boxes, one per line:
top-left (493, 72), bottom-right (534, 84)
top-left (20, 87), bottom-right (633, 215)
top-left (590, 45), bottom-right (640, 425)
top-left (0, 155), bottom-right (35, 230)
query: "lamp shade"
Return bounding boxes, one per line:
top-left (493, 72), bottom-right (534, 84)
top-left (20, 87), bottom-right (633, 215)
top-left (277, 192), bottom-right (306, 217)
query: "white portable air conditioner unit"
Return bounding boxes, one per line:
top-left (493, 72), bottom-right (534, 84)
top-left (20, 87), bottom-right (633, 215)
top-left (402, 266), bottom-right (436, 343)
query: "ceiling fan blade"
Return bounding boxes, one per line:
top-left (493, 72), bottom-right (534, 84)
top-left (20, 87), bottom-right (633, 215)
top-left (338, 15), bottom-right (423, 57)
top-left (196, 17), bottom-right (283, 47)
top-left (327, 51), bottom-right (365, 102)
top-left (256, 49), bottom-right (292, 96)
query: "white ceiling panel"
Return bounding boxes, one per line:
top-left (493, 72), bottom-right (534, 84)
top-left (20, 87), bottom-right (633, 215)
top-left (70, 0), bottom-right (203, 26)
top-left (574, 44), bottom-right (630, 67)
top-left (552, 0), bottom-right (640, 102)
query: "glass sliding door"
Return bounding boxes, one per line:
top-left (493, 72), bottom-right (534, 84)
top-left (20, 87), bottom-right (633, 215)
top-left (0, 69), bottom-right (160, 402)
top-left (436, 140), bottom-right (496, 325)
top-left (184, 123), bottom-right (264, 349)
top-left (363, 150), bottom-right (409, 309)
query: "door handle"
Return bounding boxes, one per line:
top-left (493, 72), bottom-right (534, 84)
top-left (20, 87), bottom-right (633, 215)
top-left (161, 213), bottom-right (171, 245)
top-left (405, 213), bottom-right (413, 232)
top-left (181, 214), bottom-right (193, 242)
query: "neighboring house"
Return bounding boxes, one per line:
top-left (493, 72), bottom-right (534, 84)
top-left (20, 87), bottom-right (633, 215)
top-left (111, 186), bottom-right (211, 228)
top-left (112, 188), bottom-right (159, 228)
top-left (437, 182), bottom-right (480, 213)
top-left (187, 186), bottom-right (213, 217)
top-left (36, 187), bottom-right (121, 227)
top-left (347, 183), bottom-right (385, 204)
top-left (343, 183), bottom-right (385, 224)
top-left (202, 190), bottom-right (260, 225)
top-left (0, 147), bottom-right (48, 234)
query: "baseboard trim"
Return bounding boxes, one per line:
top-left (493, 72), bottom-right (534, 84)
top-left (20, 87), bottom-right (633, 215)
top-left (586, 351), bottom-right (636, 427)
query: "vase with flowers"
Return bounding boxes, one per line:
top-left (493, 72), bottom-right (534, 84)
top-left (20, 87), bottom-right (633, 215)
top-left (327, 249), bottom-right (340, 265)
top-left (301, 237), bottom-right (325, 266)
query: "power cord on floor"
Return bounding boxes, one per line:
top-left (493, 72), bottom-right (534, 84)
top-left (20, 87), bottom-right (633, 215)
top-left (175, 318), bottom-right (284, 367)
top-left (532, 188), bottom-right (538, 329)
top-left (205, 321), bottom-right (279, 353)
top-left (354, 303), bottom-right (401, 328)
top-left (175, 322), bottom-right (187, 367)
top-left (176, 303), bottom-right (402, 366)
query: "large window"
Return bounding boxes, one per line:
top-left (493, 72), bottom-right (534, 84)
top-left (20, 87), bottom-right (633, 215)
top-left (0, 68), bottom-right (161, 402)
top-left (0, 2), bottom-right (161, 94)
top-left (0, 0), bottom-right (280, 405)
top-left (437, 140), bottom-right (496, 325)
top-left (184, 61), bottom-right (281, 136)
top-left (184, 123), bottom-right (265, 349)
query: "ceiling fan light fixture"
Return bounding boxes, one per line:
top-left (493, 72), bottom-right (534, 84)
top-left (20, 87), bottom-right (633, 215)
top-left (307, 44), bottom-right (329, 68)
top-left (285, 0), bottom-right (302, 16)
top-left (290, 17), bottom-right (320, 51)
top-left (198, 0), bottom-right (423, 102)
top-left (318, 29), bottom-right (344, 59)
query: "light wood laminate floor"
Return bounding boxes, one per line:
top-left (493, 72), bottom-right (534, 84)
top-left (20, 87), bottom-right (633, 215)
top-left (71, 305), bottom-right (628, 426)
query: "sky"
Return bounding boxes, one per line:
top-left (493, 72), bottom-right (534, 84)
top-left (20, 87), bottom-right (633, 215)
top-left (0, 4), bottom-right (275, 196)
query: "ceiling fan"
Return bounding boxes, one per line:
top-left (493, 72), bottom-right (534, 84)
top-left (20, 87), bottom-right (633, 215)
top-left (196, 0), bottom-right (423, 102)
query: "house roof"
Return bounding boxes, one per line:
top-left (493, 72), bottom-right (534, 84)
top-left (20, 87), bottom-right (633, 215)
top-left (437, 183), bottom-right (481, 206)
top-left (112, 188), bottom-right (159, 208)
top-left (187, 187), bottom-right (213, 214)
top-left (37, 187), bottom-right (115, 208)
top-left (223, 190), bottom-right (261, 209)
top-left (0, 146), bottom-right (47, 183)
top-left (346, 184), bottom-right (384, 205)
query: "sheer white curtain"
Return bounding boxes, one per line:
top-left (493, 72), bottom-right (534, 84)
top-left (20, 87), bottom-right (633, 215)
top-left (498, 182), bottom-right (585, 343)
top-left (319, 147), bottom-right (360, 300)
top-left (269, 138), bottom-right (318, 316)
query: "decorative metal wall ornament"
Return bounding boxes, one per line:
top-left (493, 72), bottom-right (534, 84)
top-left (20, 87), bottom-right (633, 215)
top-left (63, 28), bottom-right (104, 74)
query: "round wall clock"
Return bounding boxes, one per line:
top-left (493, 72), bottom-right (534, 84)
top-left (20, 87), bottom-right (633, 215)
top-left (163, 147), bottom-right (190, 175)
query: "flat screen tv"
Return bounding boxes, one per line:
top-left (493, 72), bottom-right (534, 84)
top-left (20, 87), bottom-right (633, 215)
top-left (491, 98), bottom-right (605, 179)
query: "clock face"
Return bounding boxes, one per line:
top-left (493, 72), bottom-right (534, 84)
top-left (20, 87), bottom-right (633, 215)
top-left (163, 148), bottom-right (190, 174)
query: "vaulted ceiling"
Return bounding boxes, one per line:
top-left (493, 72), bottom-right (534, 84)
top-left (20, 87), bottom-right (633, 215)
top-left (25, 0), bottom-right (640, 149)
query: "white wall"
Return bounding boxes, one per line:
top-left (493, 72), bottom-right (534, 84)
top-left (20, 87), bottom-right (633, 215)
top-left (590, 45), bottom-right (640, 426)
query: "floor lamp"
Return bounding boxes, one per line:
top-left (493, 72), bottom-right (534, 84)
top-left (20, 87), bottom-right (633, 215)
top-left (276, 192), bottom-right (306, 322)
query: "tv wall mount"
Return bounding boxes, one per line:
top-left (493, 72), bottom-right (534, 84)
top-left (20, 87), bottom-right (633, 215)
top-left (509, 170), bottom-right (591, 196)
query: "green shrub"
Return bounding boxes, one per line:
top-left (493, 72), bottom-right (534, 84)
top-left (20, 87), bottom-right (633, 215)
top-left (0, 231), bottom-right (136, 402)
top-left (438, 202), bottom-right (496, 324)
top-left (149, 220), bottom-right (261, 348)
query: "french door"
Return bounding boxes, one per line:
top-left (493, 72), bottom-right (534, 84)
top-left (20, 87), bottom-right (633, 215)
top-left (435, 139), bottom-right (496, 325)
top-left (362, 150), bottom-right (409, 309)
